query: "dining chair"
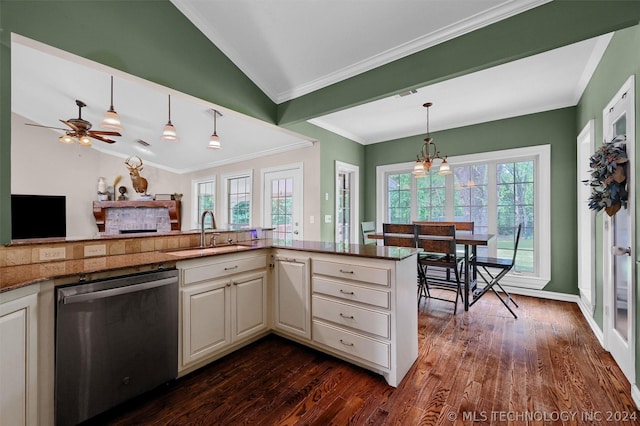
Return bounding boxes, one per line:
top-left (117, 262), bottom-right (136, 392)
top-left (382, 223), bottom-right (416, 247)
top-left (360, 221), bottom-right (377, 245)
top-left (414, 220), bottom-right (475, 276)
top-left (415, 223), bottom-right (464, 314)
top-left (469, 223), bottom-right (522, 318)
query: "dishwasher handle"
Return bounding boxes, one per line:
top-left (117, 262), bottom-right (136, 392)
top-left (61, 277), bottom-right (177, 305)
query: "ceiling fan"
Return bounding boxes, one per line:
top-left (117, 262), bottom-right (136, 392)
top-left (26, 99), bottom-right (121, 145)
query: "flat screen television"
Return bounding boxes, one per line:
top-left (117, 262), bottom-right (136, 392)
top-left (11, 194), bottom-right (66, 239)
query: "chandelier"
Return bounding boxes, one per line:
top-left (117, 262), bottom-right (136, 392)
top-left (412, 102), bottom-right (451, 177)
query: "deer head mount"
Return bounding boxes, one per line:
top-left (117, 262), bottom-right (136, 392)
top-left (124, 156), bottom-right (149, 194)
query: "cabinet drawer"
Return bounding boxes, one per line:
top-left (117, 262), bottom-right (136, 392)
top-left (313, 277), bottom-right (390, 309)
top-left (312, 260), bottom-right (390, 287)
top-left (312, 296), bottom-right (390, 339)
top-left (183, 254), bottom-right (267, 285)
top-left (312, 321), bottom-right (390, 370)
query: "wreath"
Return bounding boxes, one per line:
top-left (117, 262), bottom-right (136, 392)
top-left (585, 135), bottom-right (628, 216)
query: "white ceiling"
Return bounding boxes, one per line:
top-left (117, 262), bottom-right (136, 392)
top-left (11, 0), bottom-right (614, 172)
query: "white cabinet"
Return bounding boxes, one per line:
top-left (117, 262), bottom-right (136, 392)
top-left (273, 252), bottom-right (311, 340)
top-left (310, 253), bottom-right (417, 387)
top-left (179, 251), bottom-right (268, 372)
top-left (0, 291), bottom-right (38, 426)
top-left (232, 271), bottom-right (268, 341)
top-left (182, 279), bottom-right (231, 365)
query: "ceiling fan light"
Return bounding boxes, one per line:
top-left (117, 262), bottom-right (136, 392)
top-left (207, 133), bottom-right (221, 150)
top-left (161, 122), bottom-right (178, 141)
top-left (78, 135), bottom-right (92, 146)
top-left (59, 134), bottom-right (75, 144)
top-left (101, 109), bottom-right (123, 132)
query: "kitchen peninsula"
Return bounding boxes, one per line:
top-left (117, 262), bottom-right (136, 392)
top-left (0, 233), bottom-right (418, 425)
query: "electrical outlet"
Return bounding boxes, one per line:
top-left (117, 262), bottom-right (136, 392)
top-left (324, 215), bottom-right (332, 223)
top-left (39, 247), bottom-right (66, 261)
top-left (84, 244), bottom-right (107, 257)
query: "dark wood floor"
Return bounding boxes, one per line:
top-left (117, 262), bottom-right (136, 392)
top-left (89, 292), bottom-right (640, 425)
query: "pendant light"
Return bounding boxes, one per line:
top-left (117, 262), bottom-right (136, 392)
top-left (412, 102), bottom-right (451, 177)
top-left (100, 76), bottom-right (124, 131)
top-left (161, 94), bottom-right (178, 141)
top-left (207, 109), bottom-right (222, 150)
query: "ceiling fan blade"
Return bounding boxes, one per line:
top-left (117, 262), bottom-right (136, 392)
top-left (90, 134), bottom-right (117, 144)
top-left (60, 119), bottom-right (79, 131)
top-left (25, 123), bottom-right (69, 131)
top-left (89, 130), bottom-right (122, 136)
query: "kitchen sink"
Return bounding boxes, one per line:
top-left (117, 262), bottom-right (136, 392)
top-left (164, 244), bottom-right (251, 257)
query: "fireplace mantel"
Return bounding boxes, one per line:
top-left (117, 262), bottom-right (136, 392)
top-left (93, 200), bottom-right (181, 233)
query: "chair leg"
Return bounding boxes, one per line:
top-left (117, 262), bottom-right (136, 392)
top-left (470, 266), bottom-right (518, 319)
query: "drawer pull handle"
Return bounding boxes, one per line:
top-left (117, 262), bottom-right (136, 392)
top-left (339, 339), bottom-right (354, 347)
top-left (339, 289), bottom-right (355, 295)
top-left (339, 313), bottom-right (354, 319)
top-left (224, 265), bottom-right (239, 271)
top-left (339, 269), bottom-right (354, 274)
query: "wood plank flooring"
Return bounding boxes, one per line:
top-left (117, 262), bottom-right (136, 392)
top-left (86, 293), bottom-right (640, 425)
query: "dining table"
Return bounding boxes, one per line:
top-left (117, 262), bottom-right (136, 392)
top-left (367, 231), bottom-right (495, 311)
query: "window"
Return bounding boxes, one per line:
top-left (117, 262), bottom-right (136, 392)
top-left (376, 145), bottom-right (550, 289)
top-left (224, 172), bottom-right (252, 228)
top-left (192, 177), bottom-right (216, 229)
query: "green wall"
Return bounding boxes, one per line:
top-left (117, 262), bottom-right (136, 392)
top-left (576, 24), bottom-right (640, 385)
top-left (364, 108), bottom-right (579, 295)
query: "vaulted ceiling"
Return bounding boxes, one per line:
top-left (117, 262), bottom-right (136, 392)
top-left (12, 0), bottom-right (616, 172)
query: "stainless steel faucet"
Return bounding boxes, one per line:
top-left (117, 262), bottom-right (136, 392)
top-left (200, 210), bottom-right (217, 247)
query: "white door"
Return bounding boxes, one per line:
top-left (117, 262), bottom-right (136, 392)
top-left (262, 164), bottom-right (303, 242)
top-left (577, 120), bottom-right (596, 313)
top-left (603, 76), bottom-right (635, 382)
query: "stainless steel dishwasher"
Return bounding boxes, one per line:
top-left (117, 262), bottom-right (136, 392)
top-left (55, 268), bottom-right (179, 426)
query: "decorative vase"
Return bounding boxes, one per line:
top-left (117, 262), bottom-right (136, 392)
top-left (605, 203), bottom-right (621, 217)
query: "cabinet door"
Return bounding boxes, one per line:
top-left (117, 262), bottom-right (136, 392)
top-left (274, 257), bottom-right (310, 339)
top-left (0, 293), bottom-right (38, 426)
top-left (232, 271), bottom-right (268, 341)
top-left (182, 280), bottom-right (230, 366)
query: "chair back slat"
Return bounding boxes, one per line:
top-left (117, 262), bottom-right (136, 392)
top-left (415, 224), bottom-right (456, 255)
top-left (382, 223), bottom-right (416, 248)
top-left (413, 221), bottom-right (474, 233)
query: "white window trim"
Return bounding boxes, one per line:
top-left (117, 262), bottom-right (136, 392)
top-left (222, 169), bottom-right (253, 228)
top-left (191, 175), bottom-right (217, 229)
top-left (376, 144), bottom-right (551, 290)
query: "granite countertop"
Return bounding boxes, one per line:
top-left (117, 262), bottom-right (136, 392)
top-left (0, 240), bottom-right (417, 293)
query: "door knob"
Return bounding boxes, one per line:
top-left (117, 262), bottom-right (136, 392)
top-left (612, 246), bottom-right (631, 256)
top-left (293, 230), bottom-right (299, 235)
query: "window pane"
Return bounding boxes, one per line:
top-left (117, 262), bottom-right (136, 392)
top-left (387, 173), bottom-right (411, 223)
top-left (196, 179), bottom-right (215, 228)
top-left (497, 160), bottom-right (535, 272)
top-left (228, 176), bottom-right (251, 226)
